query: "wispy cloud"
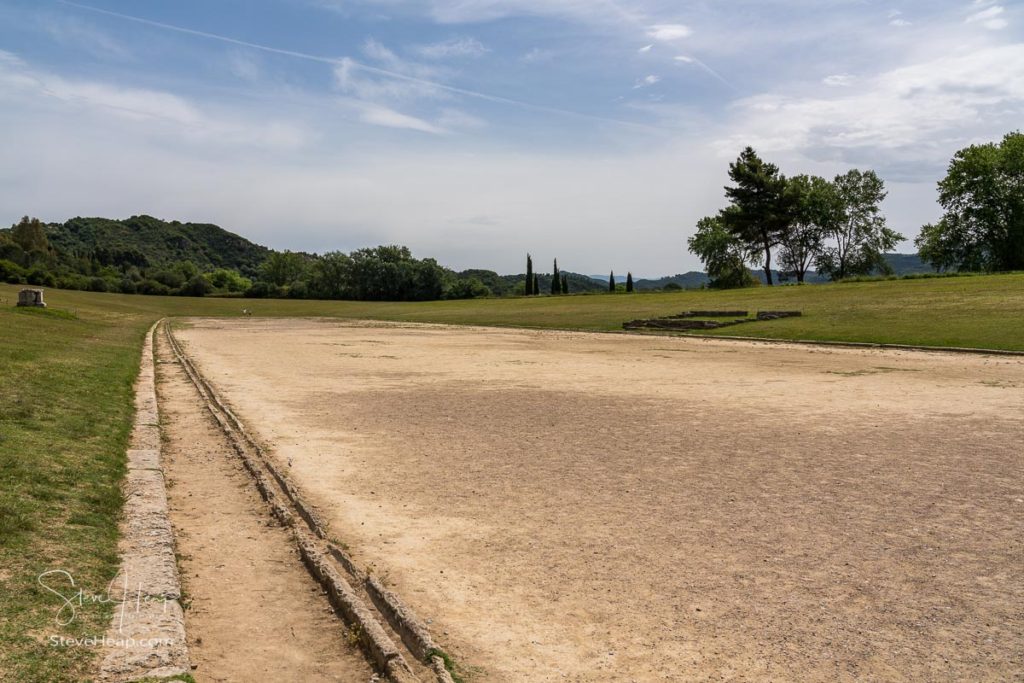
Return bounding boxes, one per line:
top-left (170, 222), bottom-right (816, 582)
top-left (38, 13), bottom-right (131, 60)
top-left (646, 24), bottom-right (691, 42)
top-left (414, 37), bottom-right (489, 59)
top-left (966, 4), bottom-right (1008, 30)
top-left (521, 47), bottom-right (554, 63)
top-left (0, 49), bottom-right (308, 149)
top-left (823, 73), bottom-right (855, 87)
top-left (352, 101), bottom-right (446, 133)
top-left (633, 74), bottom-right (660, 88)
top-left (226, 51), bottom-right (262, 82)
top-left (61, 1), bottom-right (659, 132)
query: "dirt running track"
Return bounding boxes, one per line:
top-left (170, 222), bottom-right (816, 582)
top-left (171, 318), bottom-right (1024, 682)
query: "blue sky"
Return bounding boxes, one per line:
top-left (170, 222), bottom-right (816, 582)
top-left (0, 0), bottom-right (1021, 275)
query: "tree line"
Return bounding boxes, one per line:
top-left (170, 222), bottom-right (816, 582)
top-left (521, 253), bottom-right (635, 295)
top-left (689, 147), bottom-right (902, 288)
top-left (691, 131), bottom-right (1022, 288)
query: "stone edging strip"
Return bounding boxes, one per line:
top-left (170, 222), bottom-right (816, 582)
top-left (163, 322), bottom-right (455, 683)
top-left (678, 333), bottom-right (1024, 356)
top-left (97, 321), bottom-right (190, 682)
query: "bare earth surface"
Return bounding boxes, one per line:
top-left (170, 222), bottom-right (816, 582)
top-left (155, 331), bottom-right (375, 682)
top-left (172, 318), bottom-right (1024, 682)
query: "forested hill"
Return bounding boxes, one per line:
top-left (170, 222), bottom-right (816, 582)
top-left (42, 215), bottom-right (272, 276)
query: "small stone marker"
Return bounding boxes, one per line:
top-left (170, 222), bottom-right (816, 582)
top-left (16, 288), bottom-right (46, 308)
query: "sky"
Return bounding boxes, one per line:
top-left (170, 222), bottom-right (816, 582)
top-left (0, 0), bottom-right (1021, 276)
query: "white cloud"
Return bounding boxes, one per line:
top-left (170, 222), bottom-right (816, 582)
top-left (0, 50), bottom-right (307, 149)
top-left (966, 5), bottom-right (1007, 30)
top-left (633, 74), bottom-right (661, 88)
top-left (890, 18), bottom-right (911, 27)
top-left (638, 44), bottom-right (653, 53)
top-left (720, 44), bottom-right (1024, 161)
top-left (334, 40), bottom-right (448, 102)
top-left (673, 55), bottom-right (693, 63)
top-left (823, 73), bottom-right (855, 87)
top-left (354, 102), bottom-right (447, 133)
top-left (646, 24), bottom-right (691, 42)
top-left (414, 37), bottom-right (489, 59)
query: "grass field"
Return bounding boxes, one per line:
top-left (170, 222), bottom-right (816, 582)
top-left (0, 273), bottom-right (1022, 680)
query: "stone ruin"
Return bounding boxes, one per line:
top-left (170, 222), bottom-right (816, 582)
top-left (623, 310), bottom-right (801, 331)
top-left (17, 288), bottom-right (47, 308)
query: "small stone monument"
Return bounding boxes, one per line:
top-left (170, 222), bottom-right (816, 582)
top-left (17, 288), bottom-right (46, 308)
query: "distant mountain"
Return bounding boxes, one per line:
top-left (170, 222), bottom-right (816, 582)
top-left (634, 272), bottom-right (709, 290)
top-left (881, 253), bottom-right (931, 275)
top-left (588, 274), bottom-right (628, 284)
top-left (42, 215), bottom-right (272, 276)
top-left (628, 254), bottom-right (933, 288)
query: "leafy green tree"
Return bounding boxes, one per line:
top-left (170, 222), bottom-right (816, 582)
top-left (338, 245), bottom-right (448, 301)
top-left (207, 268), bottom-right (252, 293)
top-left (445, 277), bottom-right (491, 299)
top-left (915, 131), bottom-right (1024, 272)
top-left (561, 273), bottom-right (568, 294)
top-left (525, 253), bottom-right (534, 295)
top-left (780, 175), bottom-right (839, 282)
top-left (11, 216), bottom-right (48, 254)
top-left (625, 272), bottom-right (634, 292)
top-left (551, 258), bottom-right (560, 295)
top-left (259, 251), bottom-right (308, 287)
top-left (719, 147), bottom-right (793, 285)
top-left (688, 216), bottom-right (757, 289)
top-left (180, 274), bottom-right (211, 297)
top-left (816, 169), bottom-right (903, 280)
top-left (307, 251), bottom-right (353, 299)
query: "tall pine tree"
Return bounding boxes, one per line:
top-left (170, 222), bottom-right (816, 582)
top-left (561, 273), bottom-right (568, 294)
top-left (551, 258), bottom-right (560, 295)
top-left (626, 272), bottom-right (634, 292)
top-left (533, 273), bottom-right (540, 295)
top-left (719, 147), bottom-right (793, 286)
top-left (609, 271), bottom-right (615, 293)
top-left (525, 253), bottom-right (533, 295)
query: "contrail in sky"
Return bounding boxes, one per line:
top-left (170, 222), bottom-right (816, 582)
top-left (58, 0), bottom-right (669, 133)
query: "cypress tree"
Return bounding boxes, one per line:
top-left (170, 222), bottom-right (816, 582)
top-left (561, 273), bottom-right (568, 294)
top-left (533, 273), bottom-right (540, 295)
top-left (525, 253), bottom-right (533, 295)
top-left (609, 271), bottom-right (615, 293)
top-left (626, 272), bottom-right (634, 292)
top-left (551, 258), bottom-right (560, 295)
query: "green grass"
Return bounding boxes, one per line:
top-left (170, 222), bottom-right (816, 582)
top-left (1, 273), bottom-right (1022, 680)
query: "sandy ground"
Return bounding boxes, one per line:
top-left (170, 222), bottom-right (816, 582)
top-left (155, 331), bottom-right (375, 682)
top-left (172, 318), bottom-right (1024, 682)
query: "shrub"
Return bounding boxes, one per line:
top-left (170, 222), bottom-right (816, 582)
top-left (179, 275), bottom-right (210, 297)
top-left (0, 259), bottom-right (26, 284)
top-left (26, 267), bottom-right (57, 287)
top-left (137, 279), bottom-right (170, 296)
top-left (244, 281), bottom-right (281, 298)
top-left (444, 277), bottom-right (491, 300)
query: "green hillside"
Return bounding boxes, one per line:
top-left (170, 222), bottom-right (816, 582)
top-left (40, 215), bottom-right (272, 275)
